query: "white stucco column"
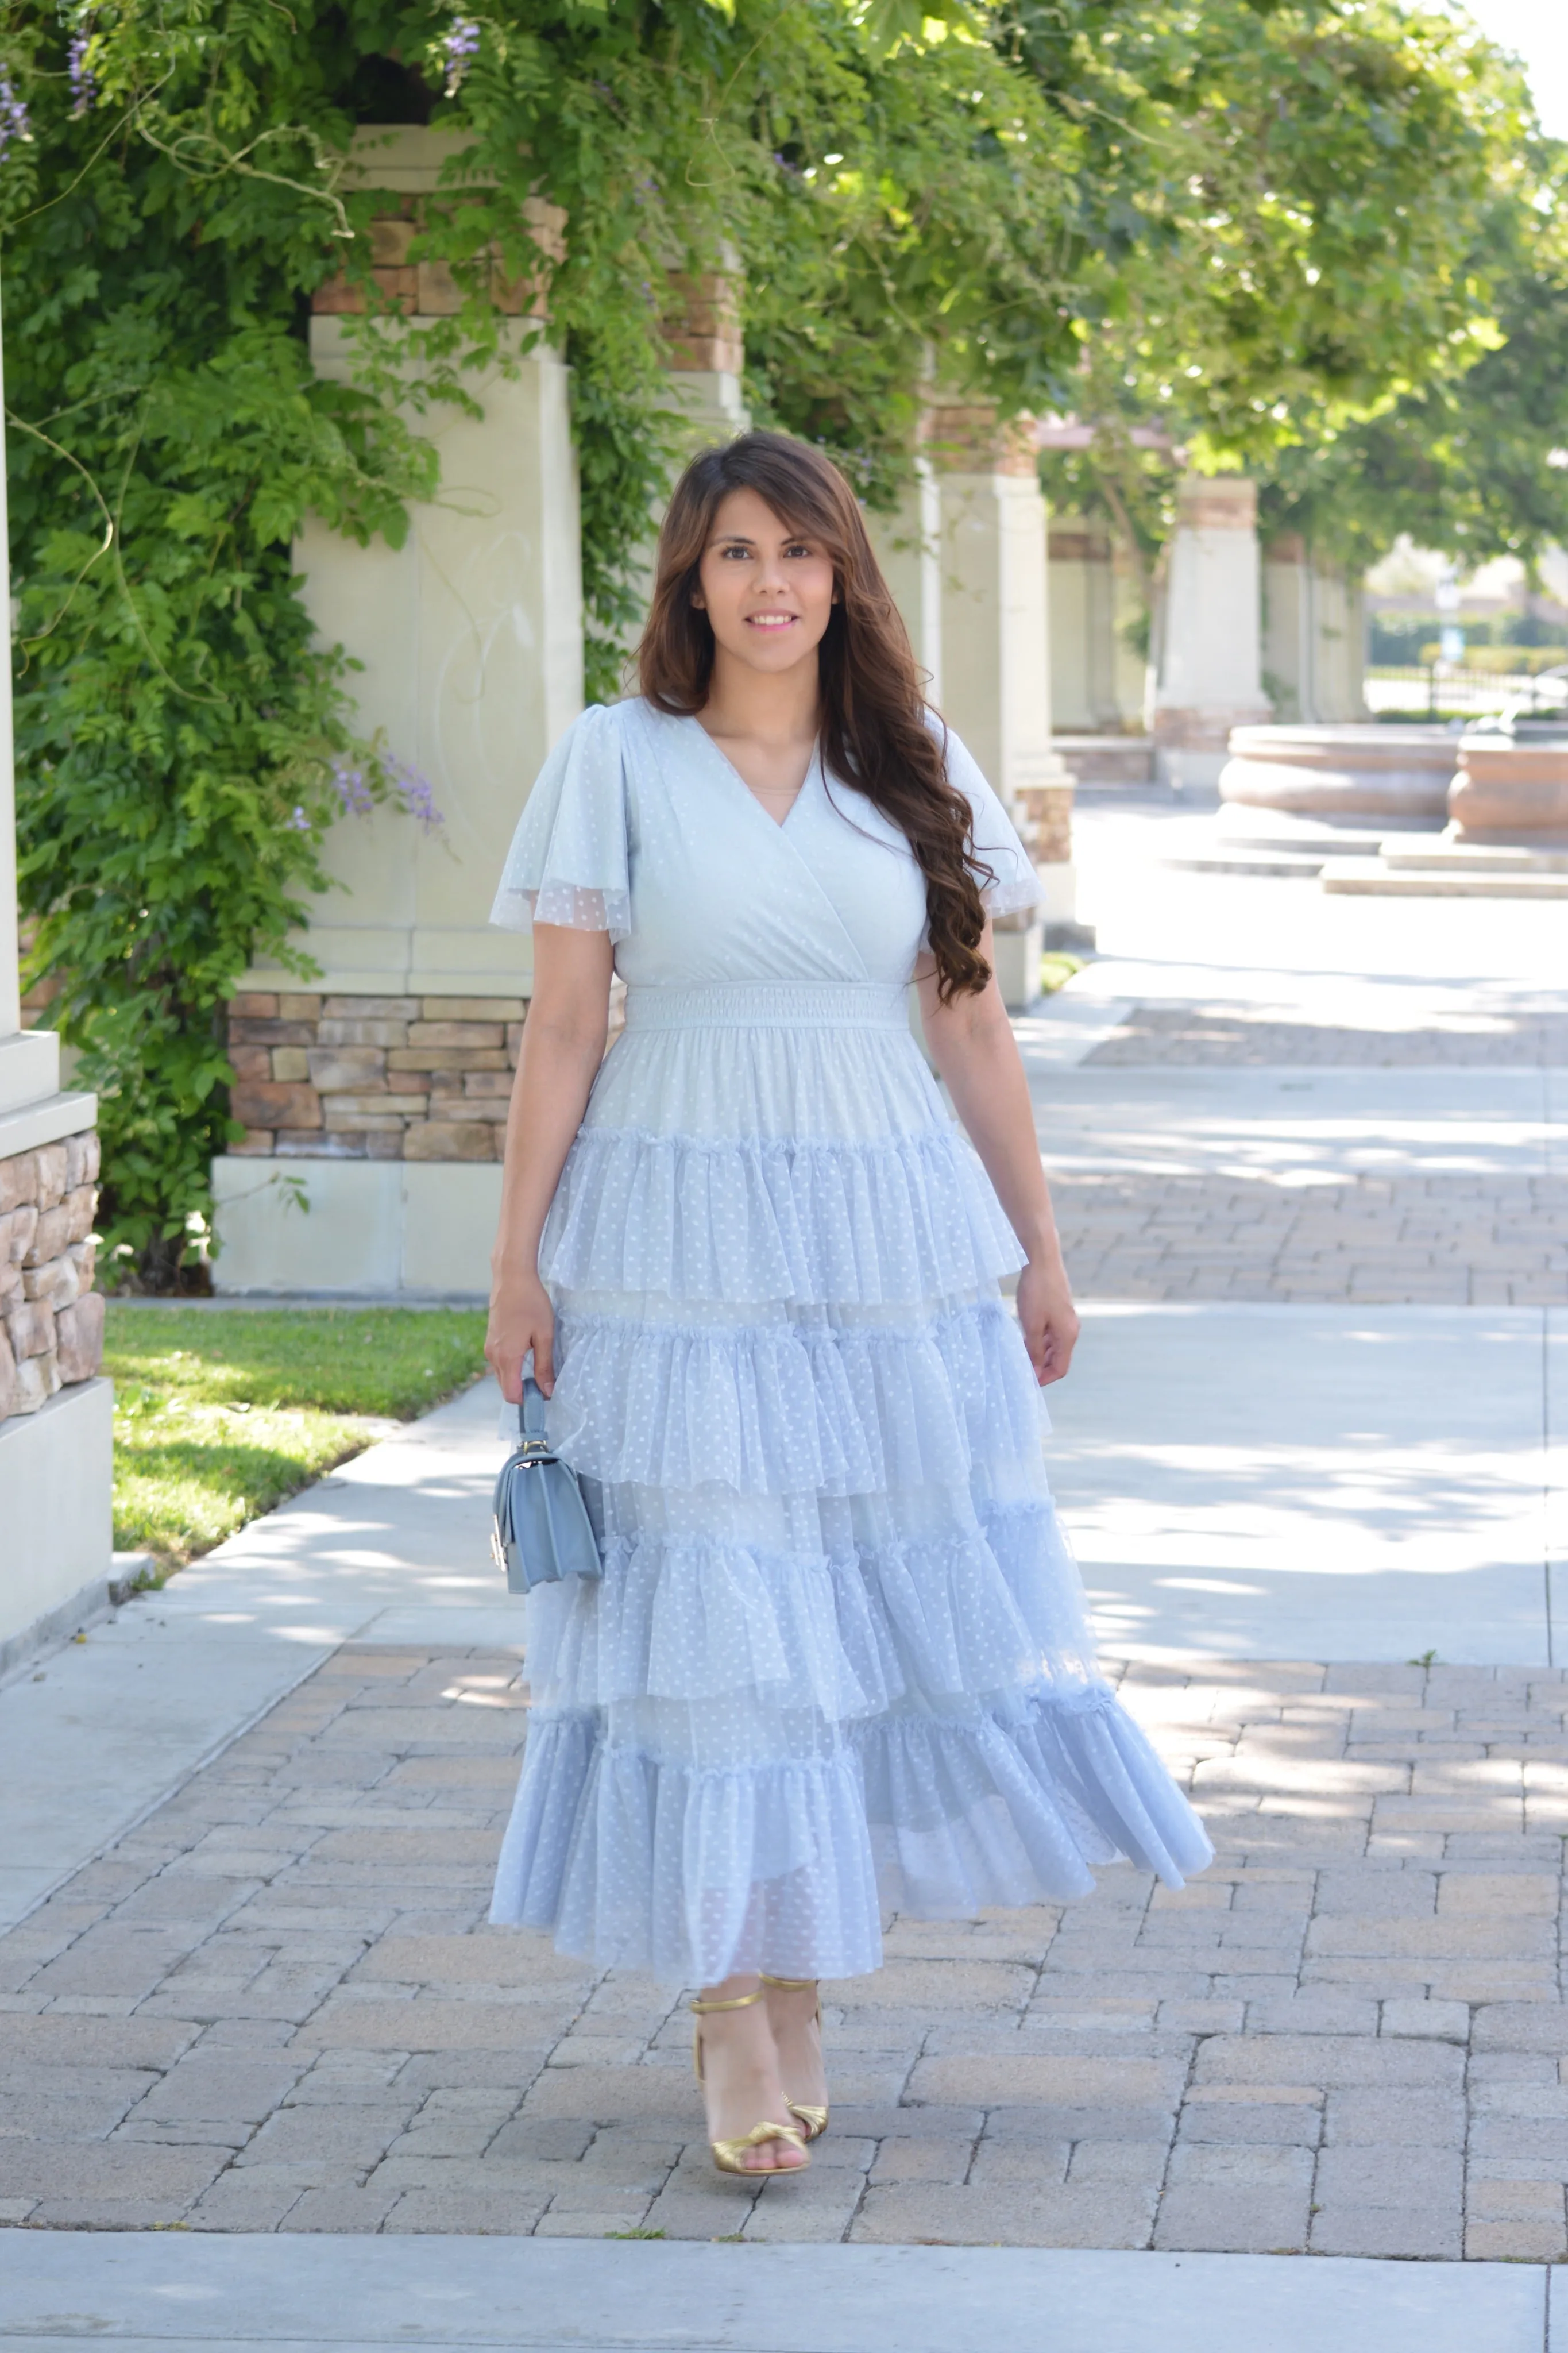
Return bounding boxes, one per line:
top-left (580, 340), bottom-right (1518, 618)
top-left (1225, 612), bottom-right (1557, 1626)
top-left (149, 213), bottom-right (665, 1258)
top-left (283, 319), bottom-right (582, 1000)
top-left (0, 288), bottom-right (113, 1664)
top-left (212, 127), bottom-right (583, 1298)
top-left (1319, 569), bottom-right (1368, 721)
top-left (867, 456), bottom-right (943, 704)
top-left (926, 400), bottom-right (1078, 1001)
top-left (1153, 472), bottom-right (1272, 789)
top-left (1048, 515), bottom-right (1145, 734)
top-left (1262, 535), bottom-right (1369, 723)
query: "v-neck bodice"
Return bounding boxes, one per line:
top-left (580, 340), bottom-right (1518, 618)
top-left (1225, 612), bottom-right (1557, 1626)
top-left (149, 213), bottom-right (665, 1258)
top-left (492, 696), bottom-right (1039, 997)
top-left (686, 714), bottom-right (818, 835)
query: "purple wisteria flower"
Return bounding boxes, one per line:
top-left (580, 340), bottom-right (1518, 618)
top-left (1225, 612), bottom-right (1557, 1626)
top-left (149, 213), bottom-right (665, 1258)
top-left (330, 761), bottom-right (374, 818)
top-left (68, 29), bottom-right (95, 117)
top-left (328, 755), bottom-right (444, 834)
top-left (0, 68), bottom-right (31, 156)
top-left (442, 17), bottom-right (481, 99)
top-left (389, 758), bottom-right (444, 834)
top-left (288, 805), bottom-right (311, 832)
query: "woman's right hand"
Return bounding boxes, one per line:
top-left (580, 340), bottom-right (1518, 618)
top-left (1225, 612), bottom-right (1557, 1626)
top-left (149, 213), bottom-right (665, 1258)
top-left (485, 1271), bottom-right (556, 1401)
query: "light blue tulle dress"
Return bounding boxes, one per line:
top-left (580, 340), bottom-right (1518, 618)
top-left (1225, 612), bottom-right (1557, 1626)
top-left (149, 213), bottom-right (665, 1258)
top-left (487, 696), bottom-right (1211, 1982)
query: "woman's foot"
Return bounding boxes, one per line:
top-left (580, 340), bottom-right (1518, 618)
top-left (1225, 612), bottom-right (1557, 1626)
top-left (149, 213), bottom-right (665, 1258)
top-left (761, 1974), bottom-right (828, 2135)
top-left (692, 1981), bottom-right (809, 2175)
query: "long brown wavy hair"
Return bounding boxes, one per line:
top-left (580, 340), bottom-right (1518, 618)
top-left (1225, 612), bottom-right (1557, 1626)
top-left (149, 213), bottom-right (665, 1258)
top-left (636, 431), bottom-right (994, 1001)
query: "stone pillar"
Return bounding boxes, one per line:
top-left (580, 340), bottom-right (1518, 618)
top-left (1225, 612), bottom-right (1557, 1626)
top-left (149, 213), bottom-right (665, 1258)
top-left (867, 454), bottom-right (943, 703)
top-left (1048, 516), bottom-right (1145, 733)
top-left (0, 291), bottom-right (113, 1666)
top-left (1261, 534), bottom-right (1308, 723)
top-left (1153, 473), bottom-right (1272, 789)
top-left (607, 258), bottom-right (752, 670)
top-left (1312, 566), bottom-right (1368, 722)
top-left (661, 253), bottom-right (749, 448)
top-left (1262, 536), bottom-right (1368, 723)
top-left (211, 128), bottom-right (582, 1297)
top-left (926, 399), bottom-right (1079, 1000)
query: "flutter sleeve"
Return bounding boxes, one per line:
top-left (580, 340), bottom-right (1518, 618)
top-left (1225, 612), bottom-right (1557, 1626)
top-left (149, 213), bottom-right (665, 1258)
top-left (490, 703), bottom-right (632, 941)
top-left (939, 722), bottom-right (1042, 919)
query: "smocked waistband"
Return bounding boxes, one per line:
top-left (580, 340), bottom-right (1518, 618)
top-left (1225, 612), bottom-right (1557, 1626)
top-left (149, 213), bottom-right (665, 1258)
top-left (621, 982), bottom-right (910, 1032)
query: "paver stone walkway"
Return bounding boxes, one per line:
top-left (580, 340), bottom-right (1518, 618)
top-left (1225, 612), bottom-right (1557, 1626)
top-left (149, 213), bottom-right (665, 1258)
top-left (5, 1644), bottom-right (1568, 2258)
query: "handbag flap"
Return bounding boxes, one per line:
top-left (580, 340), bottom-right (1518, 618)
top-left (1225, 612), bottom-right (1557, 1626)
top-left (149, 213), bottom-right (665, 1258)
top-left (490, 1374), bottom-right (601, 1588)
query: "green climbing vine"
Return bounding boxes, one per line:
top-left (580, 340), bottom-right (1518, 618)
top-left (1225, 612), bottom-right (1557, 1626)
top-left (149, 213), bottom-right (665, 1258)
top-left (0, 0), bottom-right (1542, 1283)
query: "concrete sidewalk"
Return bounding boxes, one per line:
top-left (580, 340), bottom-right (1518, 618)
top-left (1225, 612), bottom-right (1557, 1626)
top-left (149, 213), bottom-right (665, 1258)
top-left (1052, 1303), bottom-right (1565, 1664)
top-left (0, 2237), bottom-right (1554, 2352)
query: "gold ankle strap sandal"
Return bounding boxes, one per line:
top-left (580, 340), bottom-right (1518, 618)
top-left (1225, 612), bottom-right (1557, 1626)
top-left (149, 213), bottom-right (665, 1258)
top-left (761, 1974), bottom-right (829, 2143)
top-left (690, 1990), bottom-right (810, 2177)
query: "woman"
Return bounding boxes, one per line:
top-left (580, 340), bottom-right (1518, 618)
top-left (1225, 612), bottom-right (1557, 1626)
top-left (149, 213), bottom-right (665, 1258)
top-left (484, 430), bottom-right (1210, 2180)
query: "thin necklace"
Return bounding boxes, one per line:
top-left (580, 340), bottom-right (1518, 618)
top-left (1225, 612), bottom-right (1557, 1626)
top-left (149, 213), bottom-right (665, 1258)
top-left (754, 752), bottom-right (816, 796)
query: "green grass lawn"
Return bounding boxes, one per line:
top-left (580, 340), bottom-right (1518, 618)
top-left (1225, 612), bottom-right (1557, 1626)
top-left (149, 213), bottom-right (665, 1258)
top-left (105, 1306), bottom-right (488, 1572)
top-left (1040, 952), bottom-right (1083, 995)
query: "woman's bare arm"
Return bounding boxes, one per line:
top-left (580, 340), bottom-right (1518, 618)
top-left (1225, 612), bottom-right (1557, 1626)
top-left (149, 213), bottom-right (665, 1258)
top-left (485, 924), bottom-right (614, 1401)
top-left (915, 924), bottom-right (1079, 1386)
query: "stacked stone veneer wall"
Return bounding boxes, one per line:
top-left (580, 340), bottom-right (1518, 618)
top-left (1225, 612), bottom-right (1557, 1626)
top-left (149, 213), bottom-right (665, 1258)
top-left (312, 198), bottom-right (564, 322)
top-left (227, 993), bottom-right (525, 1163)
top-left (1016, 782), bottom-right (1073, 867)
top-left (0, 1129), bottom-right (103, 1420)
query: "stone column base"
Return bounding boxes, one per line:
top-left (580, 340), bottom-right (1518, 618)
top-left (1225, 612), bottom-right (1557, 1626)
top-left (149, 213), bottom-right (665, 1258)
top-left (211, 1156), bottom-right (500, 1298)
top-left (1014, 776), bottom-right (1075, 865)
top-left (991, 920), bottom-right (1045, 1015)
top-left (2, 1123), bottom-right (103, 1420)
top-left (1035, 864), bottom-right (1082, 938)
top-left (226, 990), bottom-right (526, 1163)
top-left (0, 1377), bottom-right (114, 1666)
top-left (1154, 705), bottom-right (1273, 794)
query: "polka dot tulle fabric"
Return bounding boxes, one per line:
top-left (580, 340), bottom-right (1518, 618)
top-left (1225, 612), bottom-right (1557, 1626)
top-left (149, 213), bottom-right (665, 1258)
top-left (487, 700), bottom-right (1211, 1981)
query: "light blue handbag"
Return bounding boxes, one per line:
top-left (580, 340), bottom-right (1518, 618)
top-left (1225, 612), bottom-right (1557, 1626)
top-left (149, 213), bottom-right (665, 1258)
top-left (490, 1375), bottom-right (603, 1594)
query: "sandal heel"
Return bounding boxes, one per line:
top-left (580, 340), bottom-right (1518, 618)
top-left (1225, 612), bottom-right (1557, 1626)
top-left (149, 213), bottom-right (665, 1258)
top-left (690, 1989), bottom-right (810, 2177)
top-left (760, 1974), bottom-right (829, 2143)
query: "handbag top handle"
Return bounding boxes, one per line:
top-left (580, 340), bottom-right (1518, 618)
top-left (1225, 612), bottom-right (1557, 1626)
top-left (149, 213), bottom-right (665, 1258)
top-left (518, 1374), bottom-right (550, 1448)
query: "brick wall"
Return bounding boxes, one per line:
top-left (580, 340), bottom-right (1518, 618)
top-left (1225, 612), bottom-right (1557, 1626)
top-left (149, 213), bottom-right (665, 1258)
top-left (226, 994), bottom-right (525, 1163)
top-left (0, 1129), bottom-right (103, 1422)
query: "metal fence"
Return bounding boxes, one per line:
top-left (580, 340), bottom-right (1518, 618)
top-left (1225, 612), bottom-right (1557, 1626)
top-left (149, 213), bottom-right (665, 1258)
top-left (1365, 665), bottom-right (1568, 720)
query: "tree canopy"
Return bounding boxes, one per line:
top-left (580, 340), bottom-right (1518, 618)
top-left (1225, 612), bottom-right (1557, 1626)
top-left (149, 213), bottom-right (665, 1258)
top-left (1024, 1), bottom-right (1559, 576)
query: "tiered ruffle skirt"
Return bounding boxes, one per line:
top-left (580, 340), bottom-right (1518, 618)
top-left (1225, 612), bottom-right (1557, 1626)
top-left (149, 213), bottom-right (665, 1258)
top-left (489, 981), bottom-right (1211, 1980)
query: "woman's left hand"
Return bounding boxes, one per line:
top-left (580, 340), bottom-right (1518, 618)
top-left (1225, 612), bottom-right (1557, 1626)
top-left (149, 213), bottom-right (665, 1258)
top-left (1017, 1257), bottom-right (1079, 1387)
